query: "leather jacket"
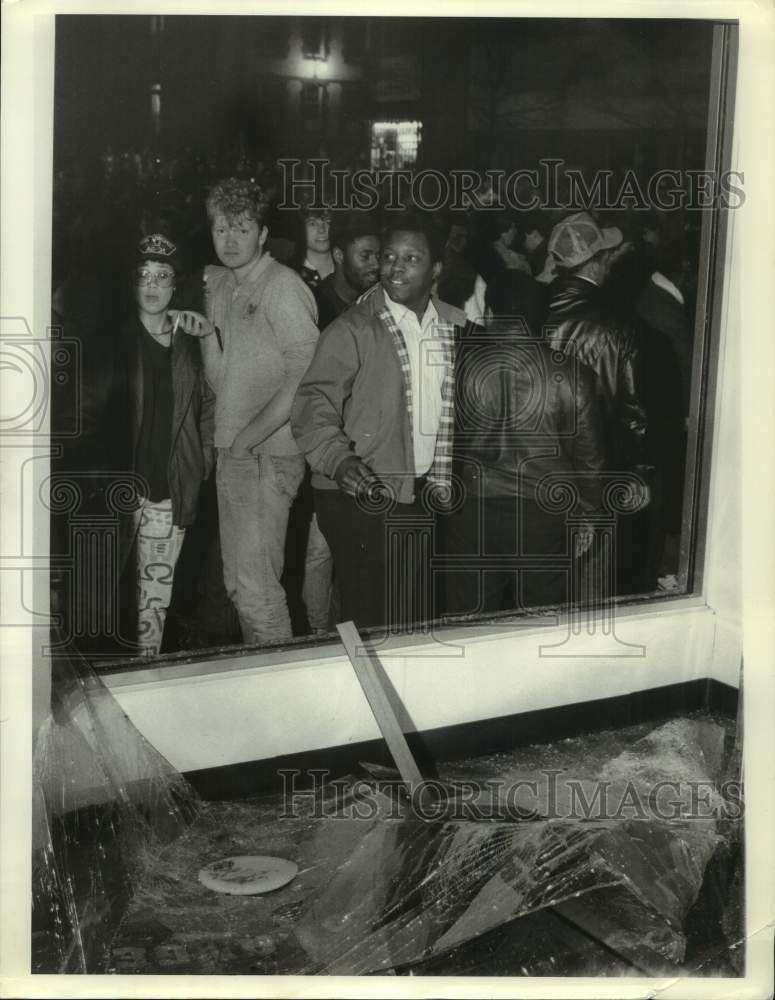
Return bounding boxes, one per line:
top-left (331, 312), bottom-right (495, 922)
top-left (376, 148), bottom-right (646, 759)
top-left (107, 317), bottom-right (215, 527)
top-left (546, 276), bottom-right (649, 469)
top-left (453, 326), bottom-right (606, 512)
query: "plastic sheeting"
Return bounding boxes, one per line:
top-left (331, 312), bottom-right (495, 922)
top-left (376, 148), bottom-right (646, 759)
top-left (106, 713), bottom-right (741, 976)
top-left (32, 635), bottom-right (199, 972)
top-left (293, 718), bottom-right (731, 975)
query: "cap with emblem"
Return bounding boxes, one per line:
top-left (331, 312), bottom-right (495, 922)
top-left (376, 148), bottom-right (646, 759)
top-left (135, 233), bottom-right (182, 274)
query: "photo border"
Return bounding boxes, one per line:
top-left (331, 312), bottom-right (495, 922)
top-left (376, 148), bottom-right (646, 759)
top-left (1, 1), bottom-right (772, 997)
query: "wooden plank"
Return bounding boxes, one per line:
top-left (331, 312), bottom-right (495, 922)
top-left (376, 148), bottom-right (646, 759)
top-left (337, 621), bottom-right (425, 791)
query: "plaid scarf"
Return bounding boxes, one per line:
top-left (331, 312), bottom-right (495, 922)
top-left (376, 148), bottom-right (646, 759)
top-left (377, 304), bottom-right (456, 504)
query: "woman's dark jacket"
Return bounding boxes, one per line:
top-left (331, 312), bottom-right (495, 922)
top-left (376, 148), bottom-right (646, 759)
top-left (107, 316), bottom-right (214, 527)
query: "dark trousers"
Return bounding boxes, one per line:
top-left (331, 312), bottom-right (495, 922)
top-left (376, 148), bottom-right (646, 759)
top-left (314, 488), bottom-right (432, 633)
top-left (441, 493), bottom-right (570, 615)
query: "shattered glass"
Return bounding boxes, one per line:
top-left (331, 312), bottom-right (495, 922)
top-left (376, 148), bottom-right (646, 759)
top-left (101, 712), bottom-right (742, 977)
top-left (32, 633), bottom-right (199, 972)
top-left (291, 718), bottom-right (734, 975)
top-left (31, 630), bottom-right (742, 978)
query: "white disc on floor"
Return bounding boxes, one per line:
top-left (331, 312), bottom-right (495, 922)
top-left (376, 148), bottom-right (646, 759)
top-left (198, 856), bottom-right (298, 895)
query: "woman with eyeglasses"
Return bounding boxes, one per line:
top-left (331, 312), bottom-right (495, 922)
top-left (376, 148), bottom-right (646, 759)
top-left (108, 233), bottom-right (215, 657)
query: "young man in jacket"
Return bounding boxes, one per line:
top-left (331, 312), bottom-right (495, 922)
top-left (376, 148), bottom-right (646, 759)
top-left (545, 211), bottom-right (652, 594)
top-left (444, 270), bottom-right (605, 614)
top-left (292, 213), bottom-right (467, 633)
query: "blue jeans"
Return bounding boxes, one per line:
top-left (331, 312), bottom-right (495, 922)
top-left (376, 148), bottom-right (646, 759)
top-left (216, 449), bottom-right (305, 644)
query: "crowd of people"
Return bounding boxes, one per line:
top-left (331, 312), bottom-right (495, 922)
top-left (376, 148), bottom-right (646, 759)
top-left (51, 154), bottom-right (699, 658)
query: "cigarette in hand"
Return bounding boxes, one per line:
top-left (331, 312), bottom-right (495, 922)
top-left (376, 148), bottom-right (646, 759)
top-left (171, 311), bottom-right (181, 336)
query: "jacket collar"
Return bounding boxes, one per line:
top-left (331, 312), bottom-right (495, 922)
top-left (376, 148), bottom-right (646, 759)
top-left (383, 289), bottom-right (439, 332)
top-left (123, 315), bottom-right (197, 447)
top-left (548, 273), bottom-right (604, 310)
top-left (359, 283), bottom-right (467, 328)
top-left (222, 250), bottom-right (274, 291)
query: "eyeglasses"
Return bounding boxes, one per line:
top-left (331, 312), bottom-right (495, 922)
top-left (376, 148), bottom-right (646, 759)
top-left (135, 268), bottom-right (175, 287)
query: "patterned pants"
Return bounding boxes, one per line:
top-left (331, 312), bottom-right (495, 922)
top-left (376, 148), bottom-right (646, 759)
top-left (124, 498), bottom-right (186, 656)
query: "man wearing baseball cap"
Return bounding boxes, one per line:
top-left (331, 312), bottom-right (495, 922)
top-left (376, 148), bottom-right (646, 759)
top-left (545, 211), bottom-right (652, 594)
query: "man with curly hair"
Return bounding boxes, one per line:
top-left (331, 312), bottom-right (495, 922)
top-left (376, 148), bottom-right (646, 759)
top-left (200, 178), bottom-right (319, 645)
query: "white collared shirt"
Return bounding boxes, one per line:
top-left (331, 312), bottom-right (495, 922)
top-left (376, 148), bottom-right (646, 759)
top-left (383, 293), bottom-right (445, 475)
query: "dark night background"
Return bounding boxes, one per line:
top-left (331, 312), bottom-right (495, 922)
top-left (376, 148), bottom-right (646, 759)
top-left (54, 16), bottom-right (713, 174)
top-left (51, 15), bottom-right (717, 293)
